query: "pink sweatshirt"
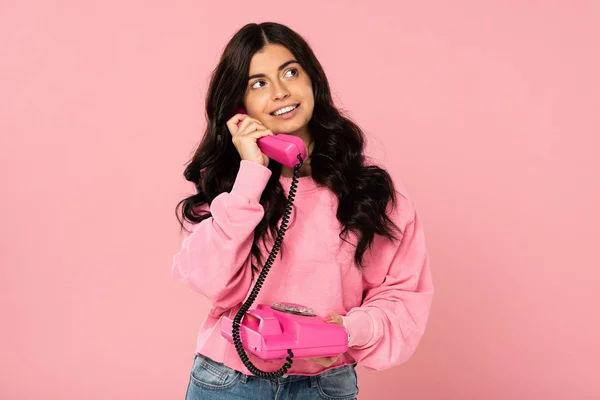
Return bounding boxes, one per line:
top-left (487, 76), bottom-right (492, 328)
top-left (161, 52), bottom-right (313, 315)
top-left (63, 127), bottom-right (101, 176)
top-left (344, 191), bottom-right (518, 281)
top-left (172, 160), bottom-right (433, 376)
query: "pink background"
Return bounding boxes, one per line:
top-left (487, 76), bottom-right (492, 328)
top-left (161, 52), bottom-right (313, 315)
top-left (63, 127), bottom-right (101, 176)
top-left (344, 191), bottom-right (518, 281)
top-left (1, 1), bottom-right (599, 399)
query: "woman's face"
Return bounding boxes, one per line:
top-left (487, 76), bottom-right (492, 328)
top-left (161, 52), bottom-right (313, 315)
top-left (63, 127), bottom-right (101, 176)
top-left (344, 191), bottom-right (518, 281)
top-left (243, 44), bottom-right (314, 138)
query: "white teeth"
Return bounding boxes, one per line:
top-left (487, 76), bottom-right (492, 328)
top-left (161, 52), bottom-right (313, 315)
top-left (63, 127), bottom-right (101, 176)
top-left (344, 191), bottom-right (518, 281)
top-left (273, 104), bottom-right (298, 116)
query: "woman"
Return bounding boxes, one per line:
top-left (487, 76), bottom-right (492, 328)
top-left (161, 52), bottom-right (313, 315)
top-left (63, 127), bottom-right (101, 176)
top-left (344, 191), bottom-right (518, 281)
top-left (173, 21), bottom-right (434, 400)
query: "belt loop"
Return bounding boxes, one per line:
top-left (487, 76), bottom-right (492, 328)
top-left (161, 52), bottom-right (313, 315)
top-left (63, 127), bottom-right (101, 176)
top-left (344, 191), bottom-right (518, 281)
top-left (238, 373), bottom-right (248, 384)
top-left (309, 375), bottom-right (318, 388)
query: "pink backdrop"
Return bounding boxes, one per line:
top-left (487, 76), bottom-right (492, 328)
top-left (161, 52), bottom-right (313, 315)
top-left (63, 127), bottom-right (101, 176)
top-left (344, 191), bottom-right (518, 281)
top-left (1, 1), bottom-right (599, 399)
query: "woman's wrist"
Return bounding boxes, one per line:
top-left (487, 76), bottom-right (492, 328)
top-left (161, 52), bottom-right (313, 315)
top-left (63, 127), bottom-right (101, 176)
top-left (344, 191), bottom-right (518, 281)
top-left (340, 316), bottom-right (351, 343)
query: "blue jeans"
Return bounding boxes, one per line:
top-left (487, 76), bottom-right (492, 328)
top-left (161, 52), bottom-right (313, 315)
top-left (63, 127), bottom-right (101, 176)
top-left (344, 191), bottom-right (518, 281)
top-left (185, 353), bottom-right (359, 400)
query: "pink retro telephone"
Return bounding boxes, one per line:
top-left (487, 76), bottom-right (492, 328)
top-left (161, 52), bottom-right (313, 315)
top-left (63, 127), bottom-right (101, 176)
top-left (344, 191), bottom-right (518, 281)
top-left (220, 108), bottom-right (348, 378)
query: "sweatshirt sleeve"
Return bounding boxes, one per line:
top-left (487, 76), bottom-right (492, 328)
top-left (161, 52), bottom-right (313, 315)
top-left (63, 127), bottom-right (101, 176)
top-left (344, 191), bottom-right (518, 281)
top-left (171, 160), bottom-right (272, 316)
top-left (341, 205), bottom-right (434, 371)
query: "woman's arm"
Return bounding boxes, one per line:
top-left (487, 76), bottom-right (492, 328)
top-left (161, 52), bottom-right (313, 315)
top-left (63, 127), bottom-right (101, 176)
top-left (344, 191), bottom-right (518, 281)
top-left (342, 206), bottom-right (434, 371)
top-left (172, 160), bottom-right (271, 316)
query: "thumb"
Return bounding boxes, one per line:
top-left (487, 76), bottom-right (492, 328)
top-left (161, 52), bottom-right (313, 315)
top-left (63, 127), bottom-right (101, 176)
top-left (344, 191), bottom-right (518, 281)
top-left (324, 313), bottom-right (341, 324)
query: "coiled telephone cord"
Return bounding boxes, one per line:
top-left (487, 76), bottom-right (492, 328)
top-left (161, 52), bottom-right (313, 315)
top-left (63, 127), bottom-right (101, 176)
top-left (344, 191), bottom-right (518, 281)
top-left (232, 154), bottom-right (304, 379)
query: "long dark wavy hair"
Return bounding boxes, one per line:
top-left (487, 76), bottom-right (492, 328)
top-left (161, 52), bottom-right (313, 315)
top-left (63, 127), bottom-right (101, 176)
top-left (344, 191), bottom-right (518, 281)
top-left (176, 22), bottom-right (402, 274)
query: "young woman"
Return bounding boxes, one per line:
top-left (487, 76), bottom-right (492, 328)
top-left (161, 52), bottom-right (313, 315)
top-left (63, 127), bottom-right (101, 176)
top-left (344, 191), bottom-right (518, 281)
top-left (173, 21), bottom-right (434, 400)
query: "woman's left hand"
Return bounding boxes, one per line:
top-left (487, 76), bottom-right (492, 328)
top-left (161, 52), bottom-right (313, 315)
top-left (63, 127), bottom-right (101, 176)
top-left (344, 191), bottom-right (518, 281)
top-left (324, 312), bottom-right (344, 326)
top-left (304, 313), bottom-right (346, 367)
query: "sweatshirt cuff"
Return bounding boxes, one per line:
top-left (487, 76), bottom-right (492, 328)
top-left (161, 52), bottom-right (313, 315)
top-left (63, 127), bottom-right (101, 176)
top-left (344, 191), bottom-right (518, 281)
top-left (342, 309), bottom-right (375, 348)
top-left (230, 160), bottom-right (272, 202)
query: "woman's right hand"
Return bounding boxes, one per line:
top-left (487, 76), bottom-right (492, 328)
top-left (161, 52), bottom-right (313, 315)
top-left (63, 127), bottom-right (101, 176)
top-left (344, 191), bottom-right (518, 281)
top-left (226, 113), bottom-right (274, 167)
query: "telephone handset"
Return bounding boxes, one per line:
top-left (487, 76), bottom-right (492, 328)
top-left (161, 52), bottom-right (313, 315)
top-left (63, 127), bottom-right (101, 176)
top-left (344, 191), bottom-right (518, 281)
top-left (220, 108), bottom-right (348, 379)
top-left (231, 108), bottom-right (307, 167)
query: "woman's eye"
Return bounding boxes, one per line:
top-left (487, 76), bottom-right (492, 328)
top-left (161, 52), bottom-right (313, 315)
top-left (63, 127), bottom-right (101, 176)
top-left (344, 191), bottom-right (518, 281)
top-left (251, 80), bottom-right (265, 89)
top-left (284, 68), bottom-right (298, 78)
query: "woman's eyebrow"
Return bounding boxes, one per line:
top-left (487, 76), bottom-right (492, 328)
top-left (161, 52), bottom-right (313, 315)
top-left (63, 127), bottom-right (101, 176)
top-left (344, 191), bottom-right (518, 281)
top-left (248, 60), bottom-right (299, 80)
